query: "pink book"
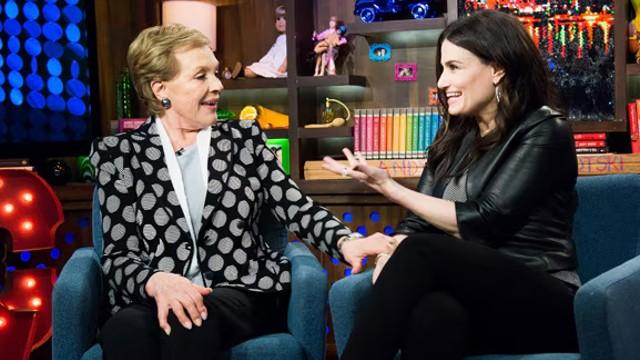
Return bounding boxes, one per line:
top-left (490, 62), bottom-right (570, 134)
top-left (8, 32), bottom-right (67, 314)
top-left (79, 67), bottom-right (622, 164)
top-left (379, 110), bottom-right (388, 159)
top-left (372, 109), bottom-right (380, 159)
top-left (354, 109), bottom-right (362, 154)
top-left (365, 109), bottom-right (374, 159)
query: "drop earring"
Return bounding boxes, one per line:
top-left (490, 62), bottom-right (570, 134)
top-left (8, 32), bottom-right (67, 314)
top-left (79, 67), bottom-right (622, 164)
top-left (161, 98), bottom-right (172, 109)
top-left (495, 86), bottom-right (502, 104)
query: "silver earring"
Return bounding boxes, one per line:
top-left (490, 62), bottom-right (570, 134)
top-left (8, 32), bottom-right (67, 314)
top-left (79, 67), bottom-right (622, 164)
top-left (495, 86), bottom-right (501, 104)
top-left (161, 98), bottom-right (172, 109)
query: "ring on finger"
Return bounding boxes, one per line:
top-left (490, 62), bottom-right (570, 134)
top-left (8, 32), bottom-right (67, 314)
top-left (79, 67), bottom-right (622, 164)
top-left (341, 167), bottom-right (349, 177)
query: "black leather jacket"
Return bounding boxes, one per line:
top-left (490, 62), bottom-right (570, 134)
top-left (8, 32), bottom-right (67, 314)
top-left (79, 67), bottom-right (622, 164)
top-left (396, 107), bottom-right (578, 276)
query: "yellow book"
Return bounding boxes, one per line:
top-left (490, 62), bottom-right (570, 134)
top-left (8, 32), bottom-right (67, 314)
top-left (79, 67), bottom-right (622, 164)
top-left (398, 108), bottom-right (407, 159)
top-left (392, 108), bottom-right (401, 159)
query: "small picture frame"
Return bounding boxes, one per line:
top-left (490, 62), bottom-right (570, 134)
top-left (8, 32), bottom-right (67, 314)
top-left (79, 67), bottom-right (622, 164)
top-left (428, 87), bottom-right (439, 105)
top-left (266, 138), bottom-right (290, 175)
top-left (369, 43), bottom-right (391, 62)
top-left (395, 63), bottom-right (417, 81)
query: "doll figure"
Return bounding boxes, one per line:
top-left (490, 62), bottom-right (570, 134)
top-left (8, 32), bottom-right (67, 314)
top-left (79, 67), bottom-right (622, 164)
top-left (222, 67), bottom-right (232, 80)
top-left (313, 17), bottom-right (348, 76)
top-left (630, 0), bottom-right (640, 63)
top-left (245, 5), bottom-right (287, 78)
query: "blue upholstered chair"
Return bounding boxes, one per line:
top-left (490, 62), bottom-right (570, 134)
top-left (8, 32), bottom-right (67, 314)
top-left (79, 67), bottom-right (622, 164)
top-left (53, 190), bottom-right (328, 360)
top-left (330, 174), bottom-right (640, 360)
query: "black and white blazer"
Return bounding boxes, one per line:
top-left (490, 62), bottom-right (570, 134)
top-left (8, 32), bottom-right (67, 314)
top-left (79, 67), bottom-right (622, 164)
top-left (90, 118), bottom-right (351, 314)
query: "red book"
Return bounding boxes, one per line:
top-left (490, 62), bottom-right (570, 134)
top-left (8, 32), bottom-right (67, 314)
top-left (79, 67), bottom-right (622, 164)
top-left (629, 102), bottom-right (640, 153)
top-left (574, 140), bottom-right (606, 148)
top-left (573, 133), bottom-right (606, 140)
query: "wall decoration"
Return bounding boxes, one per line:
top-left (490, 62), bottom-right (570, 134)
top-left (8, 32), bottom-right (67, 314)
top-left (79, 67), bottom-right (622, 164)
top-left (458, 1), bottom-right (614, 121)
top-left (0, 0), bottom-right (100, 158)
top-left (395, 63), bottom-right (417, 81)
top-left (0, 169), bottom-right (63, 360)
top-left (369, 43), bottom-right (391, 62)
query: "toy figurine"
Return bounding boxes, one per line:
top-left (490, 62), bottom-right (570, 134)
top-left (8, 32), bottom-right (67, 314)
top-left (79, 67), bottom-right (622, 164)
top-left (221, 67), bottom-right (232, 80)
top-left (312, 16), bottom-right (348, 76)
top-left (245, 5), bottom-right (287, 78)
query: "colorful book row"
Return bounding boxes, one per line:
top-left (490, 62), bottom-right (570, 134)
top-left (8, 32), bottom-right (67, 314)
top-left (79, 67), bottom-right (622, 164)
top-left (353, 107), bottom-right (443, 159)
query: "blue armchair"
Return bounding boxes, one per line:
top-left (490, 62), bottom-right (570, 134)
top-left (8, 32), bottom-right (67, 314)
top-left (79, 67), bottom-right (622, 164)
top-left (330, 174), bottom-right (640, 360)
top-left (53, 190), bottom-right (328, 360)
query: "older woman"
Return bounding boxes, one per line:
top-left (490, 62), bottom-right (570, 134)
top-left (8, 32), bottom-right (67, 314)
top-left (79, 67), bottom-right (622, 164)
top-left (324, 10), bottom-right (580, 359)
top-left (93, 24), bottom-right (382, 360)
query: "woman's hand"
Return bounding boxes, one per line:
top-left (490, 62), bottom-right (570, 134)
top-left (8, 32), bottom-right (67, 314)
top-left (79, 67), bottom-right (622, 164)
top-left (323, 148), bottom-right (395, 194)
top-left (371, 234), bottom-right (407, 284)
top-left (145, 272), bottom-right (213, 335)
top-left (372, 253), bottom-right (391, 284)
top-left (341, 232), bottom-right (395, 274)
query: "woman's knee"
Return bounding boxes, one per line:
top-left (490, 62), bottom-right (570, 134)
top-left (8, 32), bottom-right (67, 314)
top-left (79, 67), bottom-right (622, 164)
top-left (410, 292), bottom-right (468, 330)
top-left (102, 305), bottom-right (157, 339)
top-left (403, 292), bottom-right (469, 359)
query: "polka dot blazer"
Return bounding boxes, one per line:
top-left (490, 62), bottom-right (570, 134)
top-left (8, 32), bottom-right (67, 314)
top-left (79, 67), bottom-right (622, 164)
top-left (90, 118), bottom-right (352, 314)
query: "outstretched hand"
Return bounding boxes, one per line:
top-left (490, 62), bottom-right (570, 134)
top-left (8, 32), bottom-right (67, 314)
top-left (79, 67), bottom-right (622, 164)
top-left (322, 148), bottom-right (392, 194)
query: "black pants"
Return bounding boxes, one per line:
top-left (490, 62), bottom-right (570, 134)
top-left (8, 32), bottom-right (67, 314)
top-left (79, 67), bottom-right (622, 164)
top-left (101, 287), bottom-right (289, 360)
top-left (343, 234), bottom-right (579, 360)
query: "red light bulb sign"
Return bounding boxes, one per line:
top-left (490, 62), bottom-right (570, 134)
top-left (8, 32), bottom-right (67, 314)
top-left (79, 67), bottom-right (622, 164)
top-left (0, 170), bottom-right (63, 360)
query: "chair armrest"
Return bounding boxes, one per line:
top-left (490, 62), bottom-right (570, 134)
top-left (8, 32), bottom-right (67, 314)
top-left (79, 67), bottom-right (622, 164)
top-left (52, 247), bottom-right (103, 360)
top-left (284, 242), bottom-right (328, 360)
top-left (575, 254), bottom-right (640, 360)
top-left (328, 268), bottom-right (374, 358)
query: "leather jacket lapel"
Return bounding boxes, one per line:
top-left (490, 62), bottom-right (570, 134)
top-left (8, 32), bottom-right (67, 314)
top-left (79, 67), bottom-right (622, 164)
top-left (466, 106), bottom-right (561, 198)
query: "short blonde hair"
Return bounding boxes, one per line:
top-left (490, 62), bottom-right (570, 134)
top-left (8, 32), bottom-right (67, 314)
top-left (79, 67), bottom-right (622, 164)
top-left (127, 23), bottom-right (210, 115)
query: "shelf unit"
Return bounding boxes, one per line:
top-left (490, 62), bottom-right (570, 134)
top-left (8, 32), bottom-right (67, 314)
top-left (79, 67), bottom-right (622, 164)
top-left (218, 0), bottom-right (635, 190)
top-left (349, 17), bottom-right (446, 48)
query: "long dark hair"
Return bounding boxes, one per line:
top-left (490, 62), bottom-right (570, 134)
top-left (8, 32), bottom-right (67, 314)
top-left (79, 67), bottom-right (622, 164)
top-left (429, 10), bottom-right (559, 182)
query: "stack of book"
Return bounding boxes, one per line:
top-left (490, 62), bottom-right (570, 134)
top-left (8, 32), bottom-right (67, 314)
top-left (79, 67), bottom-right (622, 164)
top-left (573, 132), bottom-right (608, 154)
top-left (353, 107), bottom-right (443, 160)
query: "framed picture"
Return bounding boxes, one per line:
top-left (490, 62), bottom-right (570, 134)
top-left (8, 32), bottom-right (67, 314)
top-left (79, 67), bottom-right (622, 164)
top-left (457, 4), bottom-right (614, 121)
top-left (369, 43), bottom-right (391, 62)
top-left (428, 87), bottom-right (439, 106)
top-left (266, 138), bottom-right (290, 175)
top-left (394, 63), bottom-right (417, 81)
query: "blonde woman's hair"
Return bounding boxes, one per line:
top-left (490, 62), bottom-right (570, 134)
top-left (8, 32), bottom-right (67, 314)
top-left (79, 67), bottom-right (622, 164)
top-left (127, 23), bottom-right (210, 116)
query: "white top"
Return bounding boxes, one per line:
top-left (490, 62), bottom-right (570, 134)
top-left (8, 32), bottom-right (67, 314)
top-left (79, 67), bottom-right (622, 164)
top-left (155, 119), bottom-right (211, 285)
